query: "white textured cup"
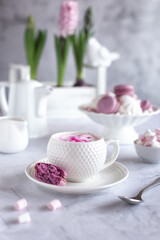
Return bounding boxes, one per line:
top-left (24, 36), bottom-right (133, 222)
top-left (47, 131), bottom-right (119, 182)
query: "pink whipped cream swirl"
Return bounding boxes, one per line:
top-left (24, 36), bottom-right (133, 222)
top-left (58, 133), bottom-right (99, 142)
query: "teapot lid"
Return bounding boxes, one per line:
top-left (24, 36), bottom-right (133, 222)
top-left (9, 64), bottom-right (30, 83)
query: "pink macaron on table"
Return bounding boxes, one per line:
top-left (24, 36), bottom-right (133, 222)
top-left (80, 85), bottom-right (160, 144)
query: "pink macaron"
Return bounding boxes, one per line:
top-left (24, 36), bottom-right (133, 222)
top-left (97, 95), bottom-right (119, 114)
top-left (141, 100), bottom-right (152, 111)
top-left (114, 84), bottom-right (135, 97)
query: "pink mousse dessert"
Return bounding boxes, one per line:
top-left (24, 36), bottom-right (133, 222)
top-left (58, 133), bottom-right (99, 142)
top-left (34, 163), bottom-right (67, 186)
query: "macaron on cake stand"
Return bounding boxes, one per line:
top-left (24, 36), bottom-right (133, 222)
top-left (80, 84), bottom-right (160, 144)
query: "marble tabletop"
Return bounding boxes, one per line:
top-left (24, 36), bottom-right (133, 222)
top-left (1, 114), bottom-right (160, 240)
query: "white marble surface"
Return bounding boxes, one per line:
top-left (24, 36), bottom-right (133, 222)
top-left (1, 114), bottom-right (160, 240)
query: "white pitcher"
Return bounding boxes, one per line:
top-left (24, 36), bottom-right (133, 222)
top-left (0, 117), bottom-right (28, 153)
top-left (0, 64), bottom-right (54, 138)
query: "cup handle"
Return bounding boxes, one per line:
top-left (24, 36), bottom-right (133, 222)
top-left (101, 138), bottom-right (119, 170)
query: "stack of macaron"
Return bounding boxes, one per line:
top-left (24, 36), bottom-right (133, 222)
top-left (136, 129), bottom-right (160, 148)
top-left (114, 84), bottom-right (135, 97)
top-left (86, 84), bottom-right (154, 115)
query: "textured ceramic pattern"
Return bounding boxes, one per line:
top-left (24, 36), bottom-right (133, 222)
top-left (25, 159), bottom-right (129, 194)
top-left (47, 135), bottom-right (107, 182)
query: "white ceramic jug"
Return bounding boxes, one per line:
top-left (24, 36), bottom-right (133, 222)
top-left (0, 64), bottom-right (54, 138)
top-left (0, 117), bottom-right (28, 153)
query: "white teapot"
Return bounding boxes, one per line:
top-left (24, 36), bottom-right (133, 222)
top-left (0, 64), bottom-right (54, 138)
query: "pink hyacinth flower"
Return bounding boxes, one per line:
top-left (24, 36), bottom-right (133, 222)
top-left (59, 0), bottom-right (79, 38)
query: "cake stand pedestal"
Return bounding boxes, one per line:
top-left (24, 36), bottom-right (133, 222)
top-left (102, 126), bottom-right (138, 144)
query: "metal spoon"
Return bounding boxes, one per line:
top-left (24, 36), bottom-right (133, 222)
top-left (119, 177), bottom-right (160, 205)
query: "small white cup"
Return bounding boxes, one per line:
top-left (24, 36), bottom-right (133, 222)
top-left (0, 116), bottom-right (28, 153)
top-left (47, 131), bottom-right (119, 182)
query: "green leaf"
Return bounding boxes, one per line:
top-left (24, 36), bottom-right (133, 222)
top-left (24, 16), bottom-right (47, 79)
top-left (54, 35), bottom-right (62, 66)
top-left (24, 28), bottom-right (35, 66)
top-left (33, 30), bottom-right (47, 71)
top-left (63, 37), bottom-right (70, 68)
top-left (71, 31), bottom-right (90, 79)
top-left (54, 35), bottom-right (70, 86)
top-left (71, 34), bottom-right (80, 74)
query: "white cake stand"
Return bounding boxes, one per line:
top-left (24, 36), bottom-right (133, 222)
top-left (80, 106), bottom-right (160, 144)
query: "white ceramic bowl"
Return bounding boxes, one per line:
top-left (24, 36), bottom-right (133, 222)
top-left (134, 141), bottom-right (160, 164)
top-left (80, 106), bottom-right (160, 144)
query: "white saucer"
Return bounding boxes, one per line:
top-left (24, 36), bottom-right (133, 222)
top-left (25, 159), bottom-right (129, 194)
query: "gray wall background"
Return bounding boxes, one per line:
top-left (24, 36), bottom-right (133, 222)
top-left (0, 0), bottom-right (160, 105)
